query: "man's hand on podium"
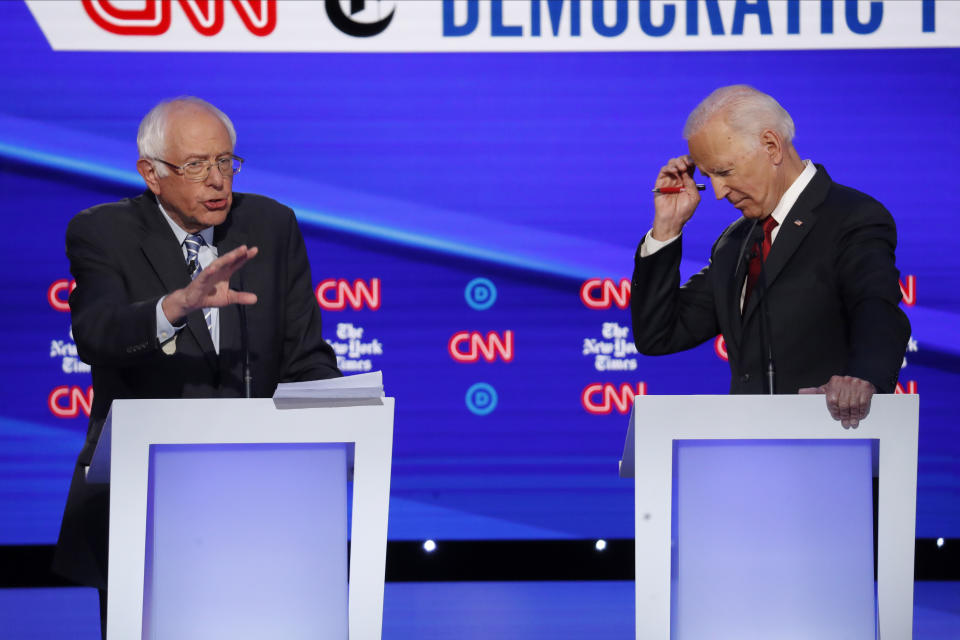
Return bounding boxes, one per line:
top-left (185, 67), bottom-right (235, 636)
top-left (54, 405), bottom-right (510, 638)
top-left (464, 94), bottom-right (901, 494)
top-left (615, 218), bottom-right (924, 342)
top-left (799, 375), bottom-right (876, 429)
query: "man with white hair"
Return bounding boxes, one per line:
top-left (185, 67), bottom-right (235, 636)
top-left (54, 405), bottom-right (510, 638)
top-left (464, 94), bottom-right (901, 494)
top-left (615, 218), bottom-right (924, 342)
top-left (53, 97), bottom-right (341, 635)
top-left (631, 85), bottom-right (910, 427)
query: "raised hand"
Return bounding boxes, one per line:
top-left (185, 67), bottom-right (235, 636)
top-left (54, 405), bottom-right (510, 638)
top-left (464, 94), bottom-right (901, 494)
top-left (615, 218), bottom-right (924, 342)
top-left (162, 245), bottom-right (259, 325)
top-left (651, 155), bottom-right (701, 241)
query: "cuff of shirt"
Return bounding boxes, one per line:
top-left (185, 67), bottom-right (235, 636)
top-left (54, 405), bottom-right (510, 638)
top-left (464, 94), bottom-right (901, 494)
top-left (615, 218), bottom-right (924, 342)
top-left (156, 296), bottom-right (184, 344)
top-left (639, 229), bottom-right (681, 258)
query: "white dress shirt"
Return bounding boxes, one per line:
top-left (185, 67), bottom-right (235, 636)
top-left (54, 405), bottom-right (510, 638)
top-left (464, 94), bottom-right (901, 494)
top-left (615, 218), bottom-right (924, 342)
top-left (154, 203), bottom-right (220, 353)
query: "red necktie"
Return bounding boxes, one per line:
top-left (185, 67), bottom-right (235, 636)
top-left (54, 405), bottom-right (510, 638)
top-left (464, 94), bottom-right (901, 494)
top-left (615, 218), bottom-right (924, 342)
top-left (743, 216), bottom-right (779, 309)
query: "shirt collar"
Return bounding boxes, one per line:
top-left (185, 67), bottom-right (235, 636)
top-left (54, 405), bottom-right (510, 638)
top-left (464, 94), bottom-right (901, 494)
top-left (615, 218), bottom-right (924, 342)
top-left (156, 200), bottom-right (214, 247)
top-left (768, 160), bottom-right (817, 226)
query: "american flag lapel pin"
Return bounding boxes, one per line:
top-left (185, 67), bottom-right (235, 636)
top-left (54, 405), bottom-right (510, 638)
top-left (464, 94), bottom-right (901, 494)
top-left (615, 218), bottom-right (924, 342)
top-left (794, 219), bottom-right (804, 227)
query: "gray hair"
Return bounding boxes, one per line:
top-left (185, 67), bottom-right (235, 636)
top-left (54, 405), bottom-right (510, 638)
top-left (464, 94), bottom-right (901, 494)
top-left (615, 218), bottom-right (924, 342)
top-left (137, 97), bottom-right (237, 176)
top-left (683, 85), bottom-right (795, 145)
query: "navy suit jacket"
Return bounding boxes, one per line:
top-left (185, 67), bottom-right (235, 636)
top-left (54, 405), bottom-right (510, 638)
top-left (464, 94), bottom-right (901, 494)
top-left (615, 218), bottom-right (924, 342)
top-left (631, 166), bottom-right (910, 394)
top-left (53, 190), bottom-right (341, 589)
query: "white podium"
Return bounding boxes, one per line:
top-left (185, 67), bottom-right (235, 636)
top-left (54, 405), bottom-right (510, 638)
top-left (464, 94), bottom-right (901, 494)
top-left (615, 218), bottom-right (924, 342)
top-left (620, 394), bottom-right (919, 640)
top-left (87, 397), bottom-right (395, 640)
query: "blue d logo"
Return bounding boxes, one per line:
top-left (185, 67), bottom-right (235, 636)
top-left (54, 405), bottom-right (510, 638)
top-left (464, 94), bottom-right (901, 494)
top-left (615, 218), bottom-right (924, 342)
top-left (465, 278), bottom-right (497, 311)
top-left (465, 382), bottom-right (498, 416)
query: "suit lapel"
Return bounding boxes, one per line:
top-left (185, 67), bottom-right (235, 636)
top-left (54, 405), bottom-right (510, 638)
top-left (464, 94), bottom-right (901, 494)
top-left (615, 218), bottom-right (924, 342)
top-left (141, 229), bottom-right (190, 295)
top-left (723, 218), bottom-right (755, 355)
top-left (137, 192), bottom-right (219, 371)
top-left (213, 199), bottom-right (250, 371)
top-left (741, 166), bottom-right (831, 325)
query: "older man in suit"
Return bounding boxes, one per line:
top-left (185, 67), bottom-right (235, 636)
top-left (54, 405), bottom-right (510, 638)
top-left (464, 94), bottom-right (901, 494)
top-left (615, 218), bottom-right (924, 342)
top-left (53, 97), bottom-right (341, 635)
top-left (631, 85), bottom-right (910, 427)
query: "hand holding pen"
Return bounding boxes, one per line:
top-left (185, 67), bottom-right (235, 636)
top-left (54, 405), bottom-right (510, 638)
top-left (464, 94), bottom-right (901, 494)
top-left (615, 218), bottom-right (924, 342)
top-left (651, 155), bottom-right (703, 241)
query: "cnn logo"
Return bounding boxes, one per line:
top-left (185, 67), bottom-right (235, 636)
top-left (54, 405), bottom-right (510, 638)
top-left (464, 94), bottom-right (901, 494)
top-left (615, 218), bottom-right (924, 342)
top-left (449, 331), bottom-right (514, 363)
top-left (899, 275), bottom-right (916, 306)
top-left (82, 0), bottom-right (276, 36)
top-left (49, 386), bottom-right (93, 419)
top-left (582, 382), bottom-right (647, 415)
top-left (48, 279), bottom-right (77, 312)
top-left (316, 279), bottom-right (380, 311)
top-left (581, 279), bottom-right (630, 310)
top-left (580, 275), bottom-right (914, 309)
top-left (895, 381), bottom-right (918, 394)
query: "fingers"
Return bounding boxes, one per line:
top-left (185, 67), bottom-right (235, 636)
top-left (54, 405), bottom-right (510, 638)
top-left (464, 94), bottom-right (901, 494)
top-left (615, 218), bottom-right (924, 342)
top-left (193, 246), bottom-right (257, 286)
top-left (183, 245), bottom-right (259, 310)
top-left (652, 156), bottom-right (701, 240)
top-left (825, 385), bottom-right (844, 424)
top-left (655, 156), bottom-right (695, 188)
top-left (203, 245), bottom-right (258, 278)
top-left (229, 290), bottom-right (258, 306)
top-left (814, 376), bottom-right (876, 429)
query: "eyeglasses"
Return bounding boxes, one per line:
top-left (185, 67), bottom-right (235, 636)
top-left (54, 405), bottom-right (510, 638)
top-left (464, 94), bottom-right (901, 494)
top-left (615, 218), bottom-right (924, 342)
top-left (153, 155), bottom-right (244, 182)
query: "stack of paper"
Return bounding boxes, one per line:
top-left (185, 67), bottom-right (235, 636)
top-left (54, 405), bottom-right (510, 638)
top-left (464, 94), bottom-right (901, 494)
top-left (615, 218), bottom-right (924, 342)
top-left (273, 371), bottom-right (383, 400)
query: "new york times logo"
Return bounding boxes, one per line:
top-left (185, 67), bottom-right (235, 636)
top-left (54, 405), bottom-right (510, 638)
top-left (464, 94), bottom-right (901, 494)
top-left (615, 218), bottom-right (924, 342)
top-left (326, 0), bottom-right (396, 37)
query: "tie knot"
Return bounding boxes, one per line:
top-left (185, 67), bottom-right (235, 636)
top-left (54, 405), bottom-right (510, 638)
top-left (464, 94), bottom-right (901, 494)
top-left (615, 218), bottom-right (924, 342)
top-left (763, 216), bottom-right (778, 235)
top-left (185, 233), bottom-right (206, 250)
top-left (185, 234), bottom-right (205, 278)
top-left (185, 234), bottom-right (205, 258)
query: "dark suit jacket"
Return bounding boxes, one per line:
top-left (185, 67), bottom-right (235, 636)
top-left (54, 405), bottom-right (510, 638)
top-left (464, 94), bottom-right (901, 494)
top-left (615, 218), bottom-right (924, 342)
top-left (53, 190), bottom-right (341, 589)
top-left (631, 166), bottom-right (910, 394)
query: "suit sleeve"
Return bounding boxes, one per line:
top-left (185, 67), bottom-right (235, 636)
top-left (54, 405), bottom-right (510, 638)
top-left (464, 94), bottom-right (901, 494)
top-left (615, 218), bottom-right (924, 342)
top-left (278, 213), bottom-right (342, 382)
top-left (66, 213), bottom-right (162, 367)
top-left (631, 234), bottom-right (720, 355)
top-left (835, 200), bottom-right (911, 393)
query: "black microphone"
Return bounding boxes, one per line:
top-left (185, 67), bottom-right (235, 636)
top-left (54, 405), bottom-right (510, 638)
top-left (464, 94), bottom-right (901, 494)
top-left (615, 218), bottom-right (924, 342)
top-left (732, 218), bottom-right (760, 288)
top-left (752, 232), bottom-right (776, 395)
top-left (238, 275), bottom-right (252, 399)
top-left (735, 220), bottom-right (775, 394)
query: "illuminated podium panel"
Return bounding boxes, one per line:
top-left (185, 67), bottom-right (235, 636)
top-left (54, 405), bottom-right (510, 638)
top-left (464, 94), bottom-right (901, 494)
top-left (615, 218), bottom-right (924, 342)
top-left (87, 397), bottom-right (394, 640)
top-left (620, 394), bottom-right (919, 640)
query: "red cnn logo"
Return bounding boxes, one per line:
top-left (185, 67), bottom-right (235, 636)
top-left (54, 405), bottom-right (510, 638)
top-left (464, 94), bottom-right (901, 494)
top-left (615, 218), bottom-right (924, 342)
top-left (49, 386), bottom-right (94, 419)
top-left (449, 331), bottom-right (514, 363)
top-left (48, 279), bottom-right (77, 312)
top-left (582, 382), bottom-right (647, 415)
top-left (580, 279), bottom-right (631, 310)
top-left (899, 275), bottom-right (916, 307)
top-left (895, 380), bottom-right (918, 394)
top-left (316, 279), bottom-right (381, 311)
top-left (82, 0), bottom-right (276, 37)
top-left (714, 335), bottom-right (728, 361)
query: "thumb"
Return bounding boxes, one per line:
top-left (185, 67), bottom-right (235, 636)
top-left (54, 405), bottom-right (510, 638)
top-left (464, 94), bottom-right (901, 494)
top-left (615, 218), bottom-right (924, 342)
top-left (798, 386), bottom-right (824, 395)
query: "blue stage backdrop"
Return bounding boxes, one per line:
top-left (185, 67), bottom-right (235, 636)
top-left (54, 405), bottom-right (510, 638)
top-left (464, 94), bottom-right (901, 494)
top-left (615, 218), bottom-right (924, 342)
top-left (0, 1), bottom-right (957, 545)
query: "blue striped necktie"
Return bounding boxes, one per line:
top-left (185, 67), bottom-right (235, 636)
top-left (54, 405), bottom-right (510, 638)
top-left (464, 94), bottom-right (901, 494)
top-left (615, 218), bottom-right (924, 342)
top-left (184, 234), bottom-right (214, 333)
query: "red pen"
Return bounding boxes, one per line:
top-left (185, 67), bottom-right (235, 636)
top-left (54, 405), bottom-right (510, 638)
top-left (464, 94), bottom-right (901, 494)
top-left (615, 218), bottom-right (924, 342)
top-left (652, 184), bottom-right (707, 194)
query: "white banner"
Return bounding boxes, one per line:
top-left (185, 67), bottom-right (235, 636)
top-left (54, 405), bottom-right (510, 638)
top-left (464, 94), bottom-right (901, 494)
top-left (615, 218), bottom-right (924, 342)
top-left (27, 0), bottom-right (960, 52)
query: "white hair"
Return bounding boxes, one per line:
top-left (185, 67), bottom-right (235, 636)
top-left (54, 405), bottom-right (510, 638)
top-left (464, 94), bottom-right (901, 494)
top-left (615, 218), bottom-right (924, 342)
top-left (137, 97), bottom-right (237, 176)
top-left (683, 85), bottom-right (795, 145)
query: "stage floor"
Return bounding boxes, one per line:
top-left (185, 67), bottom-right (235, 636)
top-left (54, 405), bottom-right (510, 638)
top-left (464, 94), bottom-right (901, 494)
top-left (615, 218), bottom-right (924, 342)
top-left (1, 581), bottom-right (957, 638)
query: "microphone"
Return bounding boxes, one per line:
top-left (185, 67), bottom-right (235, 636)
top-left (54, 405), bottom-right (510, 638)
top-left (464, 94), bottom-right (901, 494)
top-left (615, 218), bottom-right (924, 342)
top-left (735, 220), bottom-right (775, 394)
top-left (238, 274), bottom-right (253, 399)
top-left (732, 219), bottom-right (760, 288)
top-left (752, 233), bottom-right (776, 395)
